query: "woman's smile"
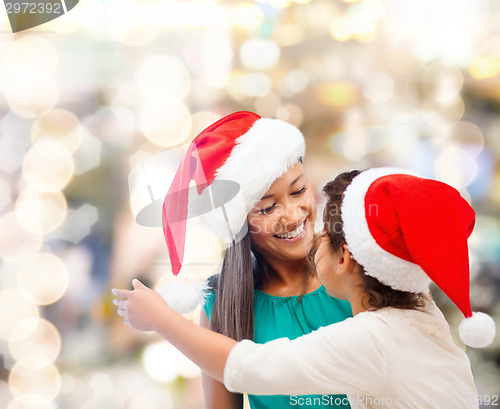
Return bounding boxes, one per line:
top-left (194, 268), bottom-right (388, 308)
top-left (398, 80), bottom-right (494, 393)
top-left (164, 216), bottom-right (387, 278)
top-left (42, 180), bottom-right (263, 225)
top-left (273, 219), bottom-right (307, 243)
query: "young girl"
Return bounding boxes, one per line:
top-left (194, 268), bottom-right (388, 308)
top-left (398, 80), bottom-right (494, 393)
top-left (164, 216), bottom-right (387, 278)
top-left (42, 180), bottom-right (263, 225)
top-left (113, 168), bottom-right (496, 409)
top-left (143, 111), bottom-right (352, 409)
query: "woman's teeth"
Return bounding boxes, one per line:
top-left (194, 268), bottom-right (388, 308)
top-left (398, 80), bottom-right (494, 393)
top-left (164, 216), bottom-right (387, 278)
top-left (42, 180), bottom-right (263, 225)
top-left (275, 221), bottom-right (305, 239)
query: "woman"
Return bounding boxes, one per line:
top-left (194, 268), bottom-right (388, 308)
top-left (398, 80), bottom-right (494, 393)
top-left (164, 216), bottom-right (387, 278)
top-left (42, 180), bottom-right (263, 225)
top-left (113, 168), bottom-right (495, 409)
top-left (155, 111), bottom-right (351, 408)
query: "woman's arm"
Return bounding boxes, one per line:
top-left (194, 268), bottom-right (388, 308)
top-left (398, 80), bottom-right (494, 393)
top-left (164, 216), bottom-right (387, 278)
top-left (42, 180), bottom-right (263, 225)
top-left (112, 279), bottom-right (235, 382)
top-left (200, 310), bottom-right (243, 409)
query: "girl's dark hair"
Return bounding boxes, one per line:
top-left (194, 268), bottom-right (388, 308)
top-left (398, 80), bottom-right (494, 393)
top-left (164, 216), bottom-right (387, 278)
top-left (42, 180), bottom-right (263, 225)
top-left (322, 170), bottom-right (425, 311)
top-left (209, 233), bottom-right (315, 341)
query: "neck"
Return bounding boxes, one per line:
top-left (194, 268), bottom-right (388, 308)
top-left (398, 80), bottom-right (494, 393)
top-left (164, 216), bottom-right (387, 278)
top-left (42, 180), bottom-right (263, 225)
top-left (261, 257), bottom-right (312, 296)
top-left (348, 288), bottom-right (371, 316)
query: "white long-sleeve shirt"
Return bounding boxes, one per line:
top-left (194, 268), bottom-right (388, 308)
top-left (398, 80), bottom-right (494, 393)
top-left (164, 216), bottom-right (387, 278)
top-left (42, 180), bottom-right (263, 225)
top-left (224, 299), bottom-right (478, 409)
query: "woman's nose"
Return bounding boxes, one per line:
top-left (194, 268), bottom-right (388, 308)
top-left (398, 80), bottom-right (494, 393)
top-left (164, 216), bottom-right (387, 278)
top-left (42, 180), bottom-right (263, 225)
top-left (279, 202), bottom-right (303, 226)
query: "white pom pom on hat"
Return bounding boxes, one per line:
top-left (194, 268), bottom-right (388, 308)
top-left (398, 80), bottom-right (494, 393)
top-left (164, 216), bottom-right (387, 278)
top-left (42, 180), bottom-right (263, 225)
top-left (459, 312), bottom-right (496, 348)
top-left (341, 167), bottom-right (497, 348)
top-left (157, 279), bottom-right (210, 315)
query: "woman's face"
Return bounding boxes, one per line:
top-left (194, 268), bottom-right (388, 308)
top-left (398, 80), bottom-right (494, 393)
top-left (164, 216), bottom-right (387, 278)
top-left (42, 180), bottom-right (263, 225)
top-left (247, 162), bottom-right (317, 263)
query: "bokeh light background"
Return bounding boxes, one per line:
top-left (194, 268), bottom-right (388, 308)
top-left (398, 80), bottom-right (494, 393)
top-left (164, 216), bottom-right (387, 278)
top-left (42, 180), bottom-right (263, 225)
top-left (0, 0), bottom-right (500, 408)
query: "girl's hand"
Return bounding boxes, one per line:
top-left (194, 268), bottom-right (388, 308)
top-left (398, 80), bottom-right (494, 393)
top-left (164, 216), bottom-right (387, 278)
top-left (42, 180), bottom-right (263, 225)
top-left (112, 279), bottom-right (168, 331)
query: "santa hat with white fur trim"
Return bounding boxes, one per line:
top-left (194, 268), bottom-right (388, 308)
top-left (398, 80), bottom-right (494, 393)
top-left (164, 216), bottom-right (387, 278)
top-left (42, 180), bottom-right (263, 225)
top-left (341, 168), bottom-right (496, 348)
top-left (158, 111), bottom-right (305, 313)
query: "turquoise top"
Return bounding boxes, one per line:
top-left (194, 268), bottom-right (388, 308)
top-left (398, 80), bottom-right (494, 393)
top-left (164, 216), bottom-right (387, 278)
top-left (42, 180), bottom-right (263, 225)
top-left (203, 281), bottom-right (352, 409)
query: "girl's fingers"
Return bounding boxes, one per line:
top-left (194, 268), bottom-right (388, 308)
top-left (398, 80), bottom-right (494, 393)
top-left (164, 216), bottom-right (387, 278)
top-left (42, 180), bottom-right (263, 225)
top-left (113, 299), bottom-right (127, 310)
top-left (111, 288), bottom-right (132, 298)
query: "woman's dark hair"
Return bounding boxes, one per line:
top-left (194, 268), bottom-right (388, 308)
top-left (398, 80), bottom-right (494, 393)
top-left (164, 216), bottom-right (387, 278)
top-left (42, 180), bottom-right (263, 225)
top-left (322, 170), bottom-right (425, 311)
top-left (209, 232), bottom-right (315, 341)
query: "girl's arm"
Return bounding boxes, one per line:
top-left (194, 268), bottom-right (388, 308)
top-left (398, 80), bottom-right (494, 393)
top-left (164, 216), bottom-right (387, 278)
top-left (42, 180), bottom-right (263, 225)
top-left (112, 279), bottom-right (235, 382)
top-left (200, 310), bottom-right (243, 409)
top-left (112, 279), bottom-right (386, 397)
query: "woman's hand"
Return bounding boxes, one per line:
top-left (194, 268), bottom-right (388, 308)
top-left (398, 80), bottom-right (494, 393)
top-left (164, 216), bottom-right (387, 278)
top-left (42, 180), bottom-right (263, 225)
top-left (112, 279), bottom-right (168, 331)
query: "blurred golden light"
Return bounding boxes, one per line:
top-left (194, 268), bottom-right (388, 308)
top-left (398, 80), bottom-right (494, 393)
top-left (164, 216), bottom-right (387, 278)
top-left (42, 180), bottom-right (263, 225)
top-left (128, 152), bottom-right (179, 220)
top-left (276, 103), bottom-right (304, 127)
top-left (22, 141), bottom-right (74, 192)
top-left (185, 31), bottom-right (233, 89)
top-left (255, 93), bottom-right (281, 118)
top-left (296, 1), bottom-right (338, 34)
top-left (330, 17), bottom-right (352, 41)
top-left (142, 341), bottom-right (180, 383)
top-left (240, 73), bottom-right (273, 97)
top-left (8, 357), bottom-right (61, 400)
top-left (127, 387), bottom-right (173, 409)
top-left (0, 213), bottom-right (42, 263)
top-left (293, 0), bottom-right (311, 3)
top-left (232, 3), bottom-right (264, 29)
top-left (7, 79), bottom-right (59, 119)
top-left (135, 55), bottom-right (191, 101)
top-left (188, 111), bottom-right (222, 141)
top-left (84, 106), bottom-right (135, 148)
top-left (7, 395), bottom-right (55, 409)
top-left (41, 0), bottom-right (78, 34)
top-left (421, 63), bottom-right (464, 103)
top-left (240, 39), bottom-right (280, 71)
top-left (434, 147), bottom-right (477, 189)
top-left (139, 98), bottom-right (192, 147)
top-left (72, 129), bottom-right (103, 175)
top-left (422, 97), bottom-right (465, 126)
top-left (319, 82), bottom-right (358, 107)
top-left (274, 24), bottom-right (306, 46)
top-left (355, 29), bottom-right (377, 43)
top-left (440, 121), bottom-right (485, 158)
top-left (267, 0), bottom-right (291, 8)
top-left (0, 289), bottom-right (39, 341)
top-left (363, 72), bottom-right (394, 103)
top-left (489, 175), bottom-right (500, 205)
top-left (0, 176), bottom-right (11, 212)
top-left (31, 109), bottom-right (84, 153)
top-left (468, 56), bottom-right (500, 79)
top-left (0, 41), bottom-right (38, 96)
top-left (0, 8), bottom-right (8, 30)
top-left (77, 0), bottom-right (106, 33)
top-left (9, 318), bottom-right (61, 363)
top-left (276, 70), bottom-right (310, 97)
top-left (19, 36), bottom-right (58, 80)
top-left (15, 188), bottom-right (67, 234)
top-left (17, 253), bottom-right (69, 305)
top-left (227, 71), bottom-right (247, 101)
top-left (182, 223), bottom-right (225, 280)
top-left (107, 0), bottom-right (159, 46)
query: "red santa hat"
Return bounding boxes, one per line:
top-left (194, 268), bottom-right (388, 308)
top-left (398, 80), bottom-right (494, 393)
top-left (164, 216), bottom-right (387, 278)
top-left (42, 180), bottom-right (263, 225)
top-left (158, 111), bottom-right (305, 313)
top-left (341, 168), bottom-right (496, 348)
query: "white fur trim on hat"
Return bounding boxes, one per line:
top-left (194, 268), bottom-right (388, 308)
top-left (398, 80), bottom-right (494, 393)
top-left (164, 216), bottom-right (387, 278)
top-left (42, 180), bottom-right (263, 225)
top-left (341, 167), bottom-right (431, 293)
top-left (210, 118), bottom-right (305, 242)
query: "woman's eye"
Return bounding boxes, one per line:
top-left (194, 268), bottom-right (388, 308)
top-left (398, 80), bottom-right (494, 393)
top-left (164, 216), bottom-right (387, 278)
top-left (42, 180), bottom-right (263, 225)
top-left (259, 204), bottom-right (276, 214)
top-left (292, 186), bottom-right (306, 196)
